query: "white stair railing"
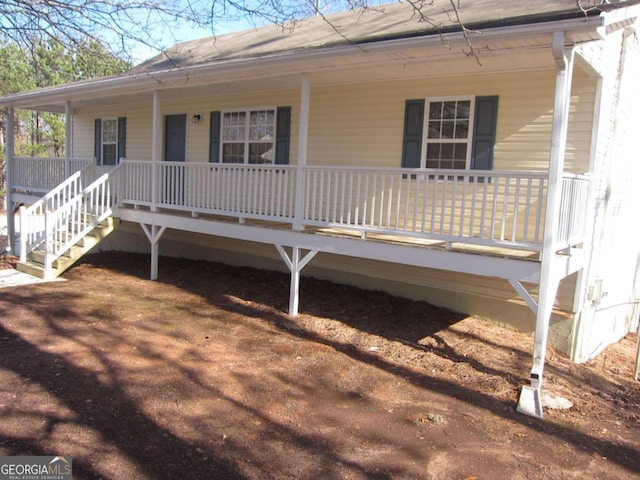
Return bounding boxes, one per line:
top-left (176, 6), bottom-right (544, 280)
top-left (41, 172), bottom-right (117, 278)
top-left (18, 165), bottom-right (121, 278)
top-left (19, 171), bottom-right (85, 262)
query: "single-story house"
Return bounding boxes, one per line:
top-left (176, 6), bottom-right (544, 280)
top-left (2, 0), bottom-right (640, 417)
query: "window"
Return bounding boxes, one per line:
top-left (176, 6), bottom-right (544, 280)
top-left (221, 109), bottom-right (275, 164)
top-left (101, 118), bottom-right (118, 166)
top-left (401, 96), bottom-right (498, 172)
top-left (94, 117), bottom-right (126, 166)
top-left (425, 98), bottom-right (473, 170)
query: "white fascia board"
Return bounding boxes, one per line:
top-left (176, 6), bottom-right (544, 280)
top-left (0, 14), bottom-right (608, 112)
top-left (118, 209), bottom-right (543, 283)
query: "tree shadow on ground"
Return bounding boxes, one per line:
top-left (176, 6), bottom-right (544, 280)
top-left (73, 252), bottom-right (640, 474)
top-left (0, 321), bottom-right (243, 480)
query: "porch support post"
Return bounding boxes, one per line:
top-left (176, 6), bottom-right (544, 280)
top-left (5, 107), bottom-right (15, 253)
top-left (293, 73), bottom-right (310, 230)
top-left (140, 222), bottom-right (166, 280)
top-left (64, 101), bottom-right (73, 177)
top-left (517, 31), bottom-right (574, 419)
top-left (276, 244), bottom-right (318, 315)
top-left (151, 90), bottom-right (161, 212)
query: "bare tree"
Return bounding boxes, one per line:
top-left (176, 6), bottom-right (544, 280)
top-left (0, 0), bottom-right (379, 62)
top-left (0, 1), bottom-right (614, 66)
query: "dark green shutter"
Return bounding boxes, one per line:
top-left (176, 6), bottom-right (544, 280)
top-left (117, 117), bottom-right (126, 163)
top-left (275, 106), bottom-right (291, 165)
top-left (401, 99), bottom-right (425, 169)
top-left (471, 96), bottom-right (498, 171)
top-left (209, 111), bottom-right (221, 163)
top-left (94, 119), bottom-right (102, 165)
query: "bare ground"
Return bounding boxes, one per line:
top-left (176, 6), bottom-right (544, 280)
top-left (0, 251), bottom-right (638, 480)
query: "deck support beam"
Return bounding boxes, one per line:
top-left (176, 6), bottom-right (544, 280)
top-left (517, 31), bottom-right (574, 419)
top-left (508, 280), bottom-right (538, 315)
top-left (140, 222), bottom-right (167, 280)
top-left (276, 245), bottom-right (318, 315)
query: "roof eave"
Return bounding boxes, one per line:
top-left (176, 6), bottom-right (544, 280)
top-left (0, 13), bottom-right (610, 112)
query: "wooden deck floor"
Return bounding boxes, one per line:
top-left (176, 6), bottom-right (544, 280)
top-left (119, 203), bottom-right (542, 262)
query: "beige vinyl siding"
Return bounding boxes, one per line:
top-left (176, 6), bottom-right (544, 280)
top-left (308, 69), bottom-right (595, 173)
top-left (73, 103), bottom-right (152, 161)
top-left (160, 90), bottom-right (300, 164)
top-left (73, 70), bottom-right (596, 174)
top-left (72, 89), bottom-right (300, 165)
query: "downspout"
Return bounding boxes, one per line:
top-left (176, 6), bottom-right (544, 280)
top-left (5, 108), bottom-right (15, 253)
top-left (517, 31), bottom-right (574, 418)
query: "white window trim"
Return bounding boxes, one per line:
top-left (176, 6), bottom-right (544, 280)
top-left (220, 106), bottom-right (277, 164)
top-left (101, 117), bottom-right (118, 167)
top-left (420, 96), bottom-right (475, 170)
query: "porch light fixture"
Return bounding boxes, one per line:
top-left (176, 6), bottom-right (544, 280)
top-left (192, 114), bottom-right (201, 124)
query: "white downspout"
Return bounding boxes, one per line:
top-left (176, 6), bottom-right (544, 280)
top-left (517, 31), bottom-right (574, 418)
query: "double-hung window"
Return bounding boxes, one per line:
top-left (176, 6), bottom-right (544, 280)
top-left (425, 97), bottom-right (473, 170)
top-left (94, 117), bottom-right (126, 166)
top-left (401, 96), bottom-right (498, 172)
top-left (101, 118), bottom-right (118, 166)
top-left (222, 109), bottom-right (276, 164)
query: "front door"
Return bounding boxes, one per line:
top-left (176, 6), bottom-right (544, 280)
top-left (164, 114), bottom-right (187, 204)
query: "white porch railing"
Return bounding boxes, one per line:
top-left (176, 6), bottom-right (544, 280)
top-left (13, 158), bottom-right (591, 262)
top-left (114, 161), bottom-right (590, 252)
top-left (558, 173), bottom-right (591, 248)
top-left (12, 157), bottom-right (93, 193)
top-left (121, 161), bottom-right (298, 220)
top-left (304, 168), bottom-right (549, 250)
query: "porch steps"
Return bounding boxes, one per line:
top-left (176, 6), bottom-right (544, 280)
top-left (17, 217), bottom-right (115, 279)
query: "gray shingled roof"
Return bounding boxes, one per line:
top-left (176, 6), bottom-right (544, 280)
top-left (135, 0), bottom-right (635, 72)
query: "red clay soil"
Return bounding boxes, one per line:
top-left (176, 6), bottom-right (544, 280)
top-left (0, 251), bottom-right (638, 479)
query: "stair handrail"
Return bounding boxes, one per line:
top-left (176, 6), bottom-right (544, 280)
top-left (19, 171), bottom-right (84, 262)
top-left (41, 171), bottom-right (116, 277)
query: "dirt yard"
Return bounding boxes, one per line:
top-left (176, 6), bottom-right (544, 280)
top-left (0, 251), bottom-right (638, 479)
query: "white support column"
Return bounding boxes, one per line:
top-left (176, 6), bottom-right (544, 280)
top-left (5, 108), bottom-right (15, 253)
top-left (517, 31), bottom-right (574, 419)
top-left (64, 101), bottom-right (73, 176)
top-left (289, 247), bottom-right (301, 315)
top-left (276, 244), bottom-right (318, 315)
top-left (293, 74), bottom-right (310, 230)
top-left (151, 91), bottom-right (161, 212)
top-left (140, 222), bottom-right (167, 280)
